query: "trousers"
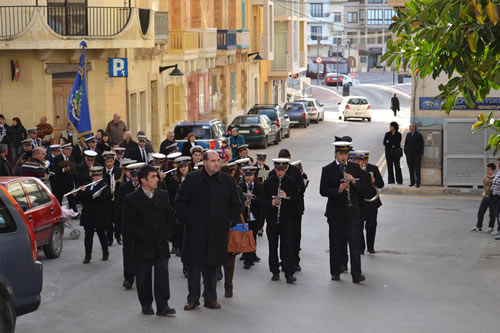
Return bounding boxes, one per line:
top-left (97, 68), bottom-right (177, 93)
top-left (122, 233), bottom-right (135, 284)
top-left (186, 265), bottom-right (218, 303)
top-left (477, 196), bottom-right (495, 229)
top-left (266, 221), bottom-right (295, 275)
top-left (360, 206), bottom-right (378, 253)
top-left (135, 257), bottom-right (170, 310)
top-left (223, 254), bottom-right (236, 289)
top-left (406, 154), bottom-right (422, 185)
top-left (84, 227), bottom-right (108, 258)
top-left (386, 156), bottom-right (403, 184)
top-left (328, 215), bottom-right (362, 278)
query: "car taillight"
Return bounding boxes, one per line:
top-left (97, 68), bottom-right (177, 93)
top-left (255, 129), bottom-right (262, 134)
top-left (227, 129), bottom-right (232, 135)
top-left (274, 119), bottom-right (280, 127)
top-left (302, 113), bottom-right (306, 118)
top-left (345, 105), bottom-right (350, 109)
top-left (367, 105), bottom-right (371, 110)
top-left (209, 140), bottom-right (216, 150)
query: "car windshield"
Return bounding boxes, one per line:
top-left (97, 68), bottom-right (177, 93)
top-left (174, 125), bottom-right (211, 140)
top-left (284, 103), bottom-right (304, 111)
top-left (232, 116), bottom-right (260, 125)
top-left (249, 109), bottom-right (276, 121)
top-left (347, 98), bottom-right (368, 105)
top-left (296, 100), bottom-right (314, 107)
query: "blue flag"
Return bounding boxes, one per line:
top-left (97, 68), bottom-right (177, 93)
top-left (68, 41), bottom-right (92, 142)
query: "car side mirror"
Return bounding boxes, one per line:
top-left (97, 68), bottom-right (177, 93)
top-left (338, 102), bottom-right (341, 105)
top-left (20, 204), bottom-right (28, 212)
top-left (320, 104), bottom-right (324, 107)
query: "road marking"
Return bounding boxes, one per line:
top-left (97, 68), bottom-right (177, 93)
top-left (312, 85), bottom-right (344, 98)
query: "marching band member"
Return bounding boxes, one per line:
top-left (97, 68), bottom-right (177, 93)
top-left (103, 151), bottom-right (122, 246)
top-left (53, 143), bottom-right (78, 213)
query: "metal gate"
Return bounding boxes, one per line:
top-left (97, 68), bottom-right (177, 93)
top-left (443, 118), bottom-right (495, 187)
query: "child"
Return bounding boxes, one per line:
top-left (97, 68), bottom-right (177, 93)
top-left (472, 163), bottom-right (496, 232)
top-left (220, 138), bottom-right (232, 162)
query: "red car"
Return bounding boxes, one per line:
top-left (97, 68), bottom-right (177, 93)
top-left (325, 73), bottom-right (343, 86)
top-left (0, 177), bottom-right (64, 259)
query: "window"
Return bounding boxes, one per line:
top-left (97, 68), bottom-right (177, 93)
top-left (311, 26), bottom-right (322, 40)
top-left (333, 37), bottom-right (342, 45)
top-left (333, 12), bottom-right (341, 23)
top-left (367, 9), bottom-right (383, 25)
top-left (347, 12), bottom-right (358, 23)
top-left (360, 9), bottom-right (365, 24)
top-left (8, 182), bottom-right (29, 211)
top-left (384, 9), bottom-right (396, 24)
top-left (22, 180), bottom-right (51, 208)
top-left (360, 56), bottom-right (367, 63)
top-left (309, 3), bottom-right (323, 17)
top-left (0, 199), bottom-right (17, 234)
top-left (367, 0), bottom-right (383, 3)
top-left (231, 71), bottom-right (236, 102)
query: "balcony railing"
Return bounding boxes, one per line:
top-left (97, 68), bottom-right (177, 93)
top-left (217, 30), bottom-right (237, 50)
top-left (252, 35), bottom-right (263, 53)
top-left (237, 30), bottom-right (249, 49)
top-left (299, 51), bottom-right (306, 67)
top-left (168, 30), bottom-right (199, 53)
top-left (198, 28), bottom-right (217, 51)
top-left (154, 11), bottom-right (169, 41)
top-left (0, 5), bottom-right (132, 38)
top-left (272, 54), bottom-right (292, 71)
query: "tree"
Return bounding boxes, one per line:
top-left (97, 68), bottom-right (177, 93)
top-left (383, 0), bottom-right (500, 113)
top-left (383, 0), bottom-right (500, 152)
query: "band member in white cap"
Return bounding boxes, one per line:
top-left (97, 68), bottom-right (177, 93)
top-left (319, 142), bottom-right (369, 284)
top-left (103, 151), bottom-right (122, 246)
top-left (76, 150), bottom-right (99, 186)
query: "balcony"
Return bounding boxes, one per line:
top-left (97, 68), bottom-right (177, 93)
top-left (0, 5), bottom-right (153, 50)
top-left (168, 30), bottom-right (200, 54)
top-left (271, 54), bottom-right (292, 72)
top-left (252, 35), bottom-right (263, 53)
top-left (299, 51), bottom-right (306, 68)
top-left (217, 30), bottom-right (237, 50)
top-left (237, 30), bottom-right (249, 49)
top-left (196, 28), bottom-right (217, 69)
top-left (154, 11), bottom-right (169, 42)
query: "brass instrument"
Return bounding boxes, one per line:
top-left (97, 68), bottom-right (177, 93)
top-left (110, 172), bottom-right (116, 201)
top-left (63, 178), bottom-right (103, 197)
top-left (341, 164), bottom-right (359, 207)
top-left (364, 171), bottom-right (381, 203)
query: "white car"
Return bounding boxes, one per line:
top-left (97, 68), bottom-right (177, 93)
top-left (338, 96), bottom-right (371, 121)
top-left (294, 98), bottom-right (325, 123)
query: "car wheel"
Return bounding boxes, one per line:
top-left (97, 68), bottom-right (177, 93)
top-left (285, 128), bottom-right (290, 138)
top-left (278, 130), bottom-right (282, 142)
top-left (303, 121), bottom-right (307, 128)
top-left (43, 223), bottom-right (64, 259)
top-left (343, 115), bottom-right (347, 121)
top-left (274, 133), bottom-right (280, 145)
top-left (0, 294), bottom-right (15, 333)
top-left (263, 137), bottom-right (268, 149)
top-left (367, 117), bottom-right (372, 122)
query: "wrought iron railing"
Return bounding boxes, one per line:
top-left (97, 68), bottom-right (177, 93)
top-left (0, 5), bottom-right (132, 38)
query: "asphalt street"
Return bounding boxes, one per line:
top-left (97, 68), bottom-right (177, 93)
top-left (15, 85), bottom-right (500, 333)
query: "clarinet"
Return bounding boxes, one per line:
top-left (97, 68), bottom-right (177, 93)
top-left (343, 164), bottom-right (354, 207)
top-left (276, 178), bottom-right (282, 225)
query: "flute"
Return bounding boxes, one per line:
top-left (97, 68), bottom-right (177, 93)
top-left (63, 179), bottom-right (103, 197)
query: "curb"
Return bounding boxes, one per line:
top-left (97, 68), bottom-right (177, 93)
top-left (382, 185), bottom-right (482, 196)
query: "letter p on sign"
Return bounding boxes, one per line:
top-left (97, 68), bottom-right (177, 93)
top-left (109, 58), bottom-right (128, 77)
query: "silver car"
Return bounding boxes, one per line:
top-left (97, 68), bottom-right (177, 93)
top-left (295, 98), bottom-right (325, 123)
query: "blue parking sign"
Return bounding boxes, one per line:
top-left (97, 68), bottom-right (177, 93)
top-left (109, 58), bottom-right (128, 77)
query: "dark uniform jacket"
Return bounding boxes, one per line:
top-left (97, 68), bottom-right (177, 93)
top-left (71, 143), bottom-right (84, 165)
top-left (115, 180), bottom-right (138, 235)
top-left (103, 166), bottom-right (122, 195)
top-left (52, 154), bottom-right (76, 195)
top-left (123, 189), bottom-right (174, 261)
top-left (365, 163), bottom-right (384, 209)
top-left (269, 164), bottom-right (306, 213)
top-left (128, 145), bottom-right (149, 163)
top-left (263, 175), bottom-right (300, 224)
top-left (319, 161), bottom-right (369, 220)
top-left (175, 169), bottom-right (241, 267)
top-left (77, 180), bottom-right (111, 228)
top-left (239, 181), bottom-right (265, 230)
top-left (159, 139), bottom-right (176, 156)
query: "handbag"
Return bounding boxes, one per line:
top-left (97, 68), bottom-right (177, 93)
top-left (390, 147), bottom-right (403, 158)
top-left (227, 214), bottom-right (256, 254)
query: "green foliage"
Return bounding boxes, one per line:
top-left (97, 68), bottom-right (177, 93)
top-left (382, 0), bottom-right (500, 114)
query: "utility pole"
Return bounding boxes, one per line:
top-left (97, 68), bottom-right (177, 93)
top-left (336, 41), bottom-right (339, 91)
top-left (392, 63), bottom-right (395, 85)
top-left (317, 37), bottom-right (320, 86)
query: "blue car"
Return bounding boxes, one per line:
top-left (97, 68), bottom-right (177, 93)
top-left (174, 119), bottom-right (227, 152)
top-left (0, 185), bottom-right (43, 332)
top-left (284, 102), bottom-right (310, 128)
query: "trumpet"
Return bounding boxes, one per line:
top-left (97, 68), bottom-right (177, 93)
top-left (365, 171), bottom-right (381, 203)
top-left (63, 179), bottom-right (103, 197)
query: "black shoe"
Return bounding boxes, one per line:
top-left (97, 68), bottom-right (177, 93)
top-left (388, 181), bottom-right (395, 184)
top-left (254, 255), bottom-right (261, 262)
top-left (170, 247), bottom-right (176, 254)
top-left (108, 240), bottom-right (113, 246)
top-left (224, 288), bottom-right (233, 298)
top-left (123, 280), bottom-right (133, 290)
top-left (217, 270), bottom-right (223, 281)
top-left (156, 307), bottom-right (176, 317)
top-left (368, 249), bottom-right (376, 254)
top-left (271, 273), bottom-right (280, 281)
top-left (286, 275), bottom-right (297, 284)
top-left (116, 237), bottom-right (123, 245)
top-left (409, 184), bottom-right (415, 187)
top-left (353, 274), bottom-right (366, 284)
top-left (243, 262), bottom-right (252, 269)
top-left (416, 184), bottom-right (420, 188)
top-left (142, 305), bottom-right (154, 315)
top-left (83, 257), bottom-right (91, 264)
top-left (340, 265), bottom-right (347, 273)
top-left (331, 274), bottom-right (340, 281)
top-left (258, 231), bottom-right (263, 237)
top-left (295, 265), bottom-right (302, 272)
top-left (102, 252), bottom-right (109, 261)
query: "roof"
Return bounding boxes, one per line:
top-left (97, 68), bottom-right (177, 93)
top-left (342, 96), bottom-right (368, 100)
top-left (177, 119), bottom-right (222, 125)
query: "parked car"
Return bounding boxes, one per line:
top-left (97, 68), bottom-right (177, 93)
top-left (338, 96), bottom-right (372, 121)
top-left (284, 102), bottom-right (310, 128)
top-left (295, 98), bottom-right (325, 123)
top-left (325, 73), bottom-right (359, 86)
top-left (0, 184), bottom-right (43, 333)
top-left (228, 115), bottom-right (279, 148)
top-left (247, 104), bottom-right (291, 140)
top-left (174, 119), bottom-right (227, 152)
top-left (0, 177), bottom-right (64, 259)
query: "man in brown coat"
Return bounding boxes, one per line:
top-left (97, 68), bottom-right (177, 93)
top-left (106, 113), bottom-right (127, 143)
top-left (36, 116), bottom-right (54, 145)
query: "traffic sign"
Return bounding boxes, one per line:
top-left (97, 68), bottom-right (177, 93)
top-left (315, 56), bottom-right (323, 64)
top-left (109, 58), bottom-right (128, 77)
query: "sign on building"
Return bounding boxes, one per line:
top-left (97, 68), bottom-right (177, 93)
top-left (109, 58), bottom-right (128, 77)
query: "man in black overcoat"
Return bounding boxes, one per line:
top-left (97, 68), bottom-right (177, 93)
top-left (53, 144), bottom-right (78, 213)
top-left (263, 158), bottom-right (300, 283)
top-left (76, 166), bottom-right (112, 264)
top-left (175, 150), bottom-right (241, 311)
top-left (319, 142), bottom-right (370, 284)
top-left (123, 165), bottom-right (176, 317)
top-left (404, 123), bottom-right (424, 187)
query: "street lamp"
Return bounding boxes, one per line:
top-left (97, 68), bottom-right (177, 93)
top-left (159, 64), bottom-right (184, 76)
top-left (248, 52), bottom-right (264, 61)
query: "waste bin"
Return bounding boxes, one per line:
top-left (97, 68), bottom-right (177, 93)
top-left (398, 75), bottom-right (404, 84)
top-left (342, 84), bottom-right (350, 96)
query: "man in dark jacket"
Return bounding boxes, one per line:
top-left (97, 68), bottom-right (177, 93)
top-left (175, 150), bottom-right (241, 311)
top-left (390, 93), bottom-right (400, 116)
top-left (319, 142), bottom-right (369, 284)
top-left (53, 144), bottom-right (78, 212)
top-left (159, 131), bottom-right (176, 156)
top-left (404, 123), bottom-right (424, 187)
top-left (0, 115), bottom-right (9, 145)
top-left (263, 159), bottom-right (300, 283)
top-left (102, 151), bottom-right (122, 246)
top-left (123, 165), bottom-right (176, 317)
top-left (0, 144), bottom-right (12, 176)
